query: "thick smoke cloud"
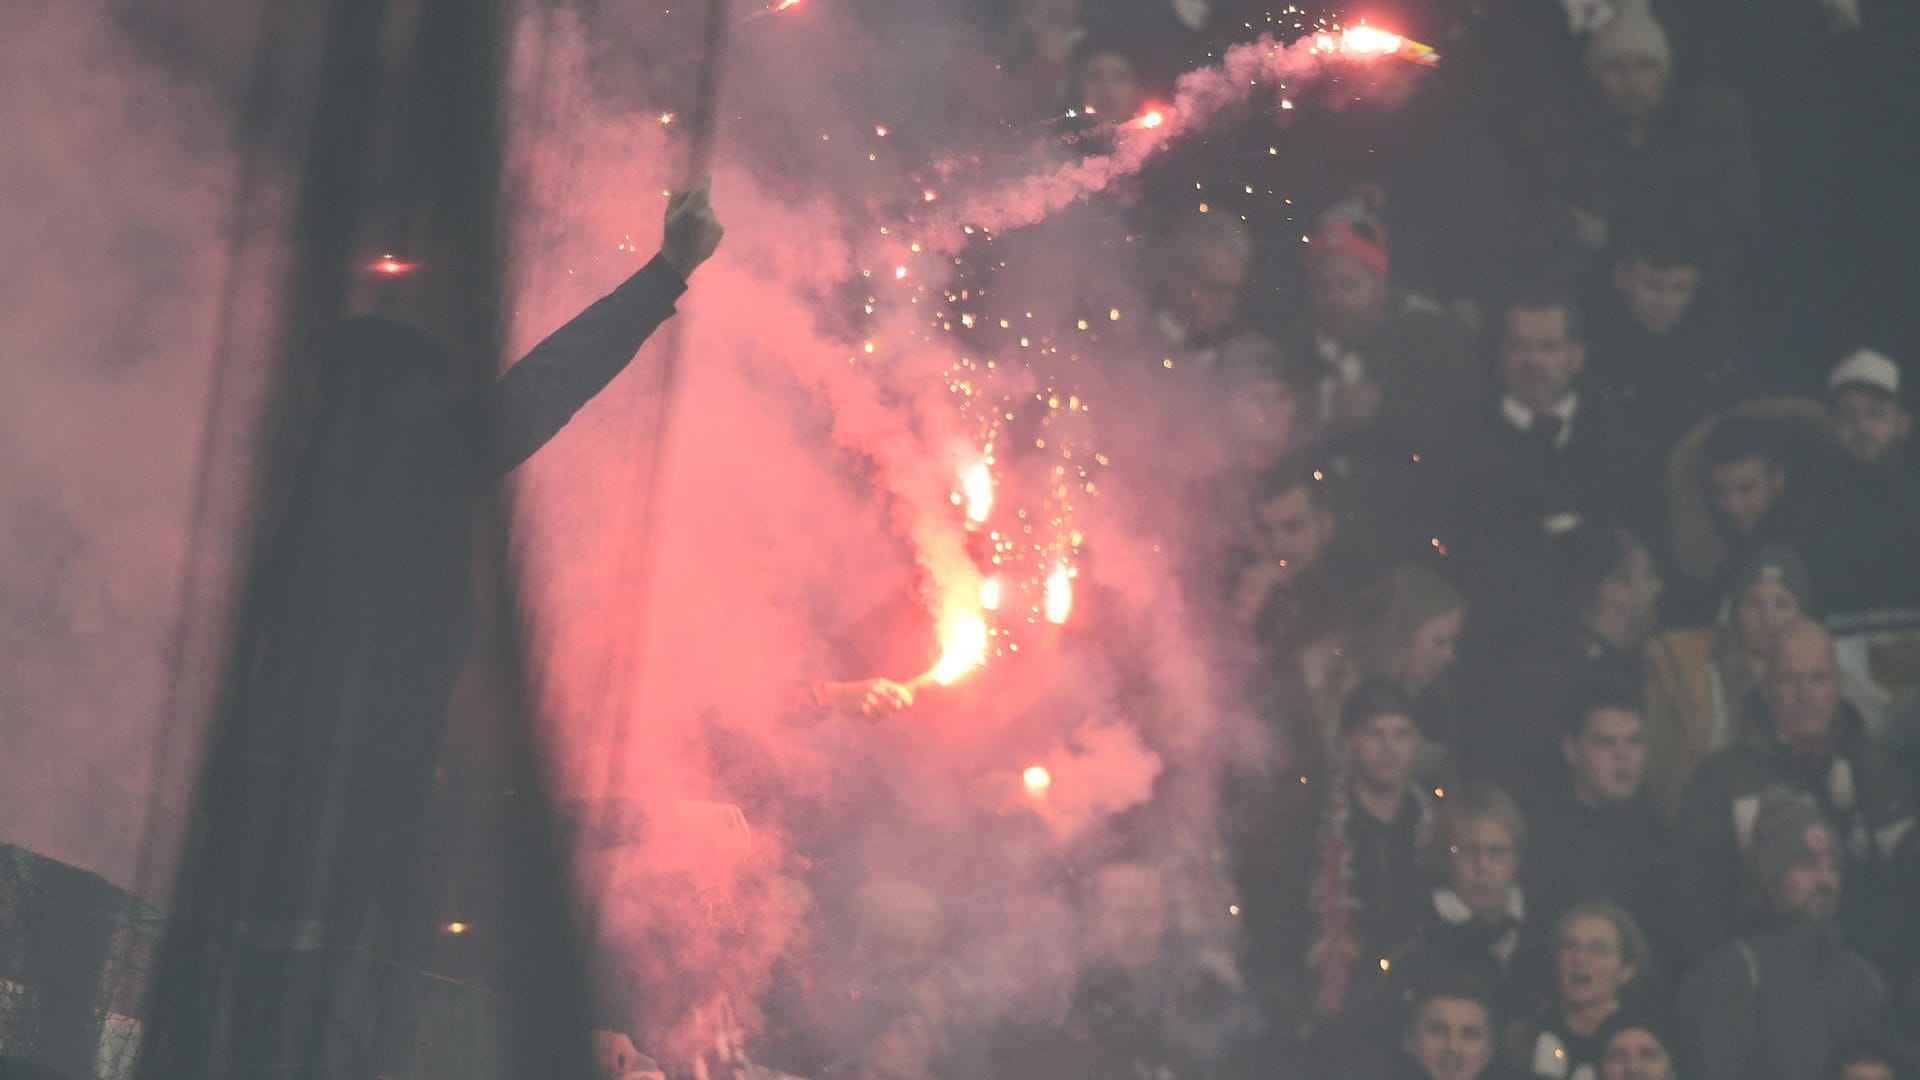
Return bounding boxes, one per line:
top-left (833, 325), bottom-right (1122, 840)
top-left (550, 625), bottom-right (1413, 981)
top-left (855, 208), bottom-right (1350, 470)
top-left (1, 0), bottom-right (1389, 1071)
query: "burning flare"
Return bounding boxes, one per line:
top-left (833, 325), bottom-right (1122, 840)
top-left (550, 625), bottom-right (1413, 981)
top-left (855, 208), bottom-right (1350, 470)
top-left (369, 254), bottom-right (416, 276)
top-left (929, 611), bottom-right (989, 686)
top-left (979, 577), bottom-right (1003, 611)
top-left (1043, 565), bottom-right (1073, 625)
top-left (1134, 108), bottom-right (1166, 130)
top-left (961, 462), bottom-right (994, 524)
top-left (1022, 765), bottom-right (1052, 797)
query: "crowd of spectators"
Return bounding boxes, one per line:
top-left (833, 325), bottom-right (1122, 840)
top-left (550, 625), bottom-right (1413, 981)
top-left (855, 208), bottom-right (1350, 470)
top-left (734, 2), bottom-right (1920, 1079)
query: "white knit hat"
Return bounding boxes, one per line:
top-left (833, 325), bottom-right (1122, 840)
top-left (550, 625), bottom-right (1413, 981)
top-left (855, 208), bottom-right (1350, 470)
top-left (1827, 348), bottom-right (1901, 397)
top-left (1587, 5), bottom-right (1672, 76)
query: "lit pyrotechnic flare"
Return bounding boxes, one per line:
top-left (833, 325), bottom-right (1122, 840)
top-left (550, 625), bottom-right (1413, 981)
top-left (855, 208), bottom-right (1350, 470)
top-left (369, 253), bottom-right (416, 276)
top-left (1022, 765), bottom-right (1052, 798)
top-left (961, 462), bottom-right (994, 524)
top-left (1133, 107), bottom-right (1166, 130)
top-left (923, 611), bottom-right (989, 687)
top-left (1043, 564), bottom-right (1073, 625)
top-left (980, 577), bottom-right (1003, 611)
top-left (1317, 25), bottom-right (1439, 64)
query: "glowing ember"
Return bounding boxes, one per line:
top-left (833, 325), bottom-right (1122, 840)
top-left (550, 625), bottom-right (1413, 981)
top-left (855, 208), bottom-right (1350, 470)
top-left (961, 462), bottom-right (993, 524)
top-left (444, 922), bottom-right (470, 935)
top-left (1043, 565), bottom-right (1073, 625)
top-left (658, 112), bottom-right (676, 125)
top-left (1135, 108), bottom-right (1166, 129)
top-left (980, 577), bottom-right (1003, 611)
top-left (931, 612), bottom-right (989, 685)
top-left (895, 265), bottom-right (908, 279)
top-left (1023, 765), bottom-right (1052, 797)
top-left (922, 189), bottom-right (939, 203)
top-left (370, 254), bottom-right (415, 276)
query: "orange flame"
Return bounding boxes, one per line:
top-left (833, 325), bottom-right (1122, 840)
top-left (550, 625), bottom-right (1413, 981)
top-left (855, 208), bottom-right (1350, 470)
top-left (1043, 565), bottom-right (1073, 625)
top-left (1134, 108), bottom-right (1166, 129)
top-left (369, 254), bottom-right (415, 276)
top-left (1340, 26), bottom-right (1404, 55)
top-left (961, 462), bottom-right (993, 524)
top-left (1023, 765), bottom-right (1052, 797)
top-left (930, 612), bottom-right (989, 686)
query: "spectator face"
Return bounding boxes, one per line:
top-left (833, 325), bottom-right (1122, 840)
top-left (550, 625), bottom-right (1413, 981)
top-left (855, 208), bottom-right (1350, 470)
top-left (1614, 260), bottom-right (1699, 336)
top-left (1600, 1028), bottom-right (1676, 1080)
top-left (1229, 376), bottom-right (1298, 468)
top-left (1403, 996), bottom-right (1495, 1080)
top-left (1594, 53), bottom-right (1668, 122)
top-left (1763, 622), bottom-right (1840, 742)
top-left (1500, 306), bottom-right (1586, 413)
top-left (1555, 915), bottom-right (1636, 1013)
top-left (1707, 456), bottom-right (1784, 538)
top-left (1167, 244), bottom-right (1248, 338)
top-left (1074, 52), bottom-right (1143, 122)
top-left (1255, 486), bottom-right (1335, 585)
top-left (1309, 252), bottom-right (1388, 342)
top-left (1606, 542), bottom-right (1664, 645)
top-left (1446, 816), bottom-right (1519, 916)
top-left (1563, 707), bottom-right (1647, 805)
top-left (1399, 608), bottom-right (1464, 689)
top-left (1830, 386), bottom-right (1912, 465)
top-left (1343, 711), bottom-right (1419, 793)
top-left (1774, 844), bottom-right (1841, 921)
top-left (1732, 577), bottom-right (1803, 656)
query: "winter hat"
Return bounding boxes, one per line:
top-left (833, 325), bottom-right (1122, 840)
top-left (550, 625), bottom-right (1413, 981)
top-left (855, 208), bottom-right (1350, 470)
top-left (1723, 544), bottom-right (1817, 619)
top-left (1310, 213), bottom-right (1390, 283)
top-left (1340, 677), bottom-right (1419, 734)
top-left (1740, 786), bottom-right (1838, 887)
top-left (1586, 6), bottom-right (1672, 77)
top-left (1593, 1009), bottom-right (1678, 1068)
top-left (1827, 348), bottom-right (1902, 398)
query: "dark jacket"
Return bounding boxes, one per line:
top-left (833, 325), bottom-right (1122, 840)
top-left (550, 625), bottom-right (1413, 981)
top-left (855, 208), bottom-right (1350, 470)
top-left (138, 255), bottom-right (686, 1080)
top-left (1675, 918), bottom-right (1885, 1080)
top-left (1523, 790), bottom-right (1677, 966)
top-left (1670, 701), bottom-right (1918, 964)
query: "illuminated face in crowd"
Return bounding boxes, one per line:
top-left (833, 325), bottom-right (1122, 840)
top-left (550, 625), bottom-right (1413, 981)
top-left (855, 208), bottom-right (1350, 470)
top-left (1763, 622), bottom-right (1841, 743)
top-left (1706, 456), bottom-right (1784, 538)
top-left (1500, 306), bottom-right (1585, 414)
top-left (1344, 711), bottom-right (1419, 794)
top-left (1774, 840), bottom-right (1842, 921)
top-left (1446, 816), bottom-right (1519, 917)
top-left (1594, 52), bottom-right (1668, 123)
top-left (1732, 577), bottom-right (1803, 657)
top-left (1404, 996), bottom-right (1495, 1080)
top-left (1168, 243), bottom-right (1248, 338)
top-left (1309, 251), bottom-right (1388, 343)
top-left (1600, 1028), bottom-right (1676, 1080)
top-left (1564, 708), bottom-right (1647, 806)
top-left (1398, 609), bottom-right (1464, 690)
top-left (1255, 486), bottom-right (1335, 586)
top-left (1830, 385), bottom-right (1912, 465)
top-left (1074, 51), bottom-right (1144, 123)
top-left (1555, 914), bottom-right (1636, 1014)
top-left (1614, 260), bottom-right (1699, 336)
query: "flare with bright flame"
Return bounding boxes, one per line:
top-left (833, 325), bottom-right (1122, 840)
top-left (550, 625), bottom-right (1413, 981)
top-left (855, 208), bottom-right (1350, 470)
top-left (961, 461), bottom-right (994, 525)
top-left (1043, 565), bottom-right (1073, 625)
top-left (925, 610), bottom-right (989, 687)
top-left (1316, 25), bottom-right (1439, 65)
top-left (1022, 765), bottom-right (1052, 798)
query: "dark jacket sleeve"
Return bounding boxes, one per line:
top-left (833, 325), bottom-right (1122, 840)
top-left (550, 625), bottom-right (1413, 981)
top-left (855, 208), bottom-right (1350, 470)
top-left (490, 253), bottom-right (688, 475)
top-left (1671, 761), bottom-right (1741, 965)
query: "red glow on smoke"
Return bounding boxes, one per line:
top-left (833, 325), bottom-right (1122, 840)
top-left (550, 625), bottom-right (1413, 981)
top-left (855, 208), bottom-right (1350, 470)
top-left (369, 254), bottom-right (415, 276)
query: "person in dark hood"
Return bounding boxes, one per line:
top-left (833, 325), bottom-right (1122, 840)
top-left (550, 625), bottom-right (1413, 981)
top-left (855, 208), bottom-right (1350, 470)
top-left (137, 182), bottom-right (723, 1080)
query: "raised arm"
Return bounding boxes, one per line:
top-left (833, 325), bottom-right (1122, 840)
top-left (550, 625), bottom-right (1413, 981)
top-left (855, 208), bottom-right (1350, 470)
top-left (490, 179), bottom-right (724, 475)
